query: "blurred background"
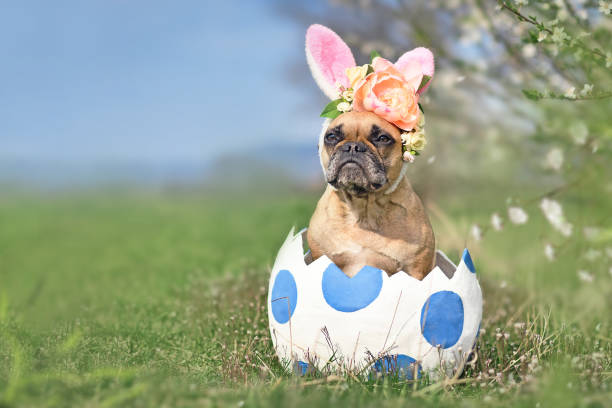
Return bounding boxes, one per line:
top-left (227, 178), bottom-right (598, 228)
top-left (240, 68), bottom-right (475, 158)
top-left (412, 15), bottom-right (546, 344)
top-left (0, 0), bottom-right (610, 405)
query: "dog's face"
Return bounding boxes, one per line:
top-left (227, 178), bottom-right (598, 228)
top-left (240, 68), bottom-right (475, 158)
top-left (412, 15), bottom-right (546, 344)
top-left (321, 111), bottom-right (404, 196)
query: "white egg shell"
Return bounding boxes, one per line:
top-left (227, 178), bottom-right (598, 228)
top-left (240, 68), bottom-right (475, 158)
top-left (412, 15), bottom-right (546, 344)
top-left (267, 228), bottom-right (483, 378)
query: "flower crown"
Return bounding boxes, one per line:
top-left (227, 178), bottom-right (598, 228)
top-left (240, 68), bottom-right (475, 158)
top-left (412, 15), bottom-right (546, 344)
top-left (306, 24), bottom-right (435, 162)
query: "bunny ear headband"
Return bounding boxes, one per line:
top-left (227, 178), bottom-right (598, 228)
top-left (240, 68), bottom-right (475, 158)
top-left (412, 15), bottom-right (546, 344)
top-left (306, 24), bottom-right (435, 186)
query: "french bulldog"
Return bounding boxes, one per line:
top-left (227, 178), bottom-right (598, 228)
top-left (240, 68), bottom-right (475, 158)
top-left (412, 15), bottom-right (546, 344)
top-left (304, 24), bottom-right (436, 279)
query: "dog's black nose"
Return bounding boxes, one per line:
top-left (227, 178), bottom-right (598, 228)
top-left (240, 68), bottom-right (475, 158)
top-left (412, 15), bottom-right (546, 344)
top-left (340, 142), bottom-right (367, 153)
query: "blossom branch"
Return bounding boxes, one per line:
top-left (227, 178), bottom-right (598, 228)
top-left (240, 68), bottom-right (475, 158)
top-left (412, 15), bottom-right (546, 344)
top-left (498, 0), bottom-right (607, 60)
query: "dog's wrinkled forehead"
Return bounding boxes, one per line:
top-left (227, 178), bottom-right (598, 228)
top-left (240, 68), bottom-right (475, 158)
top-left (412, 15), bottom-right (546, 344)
top-left (327, 111), bottom-right (401, 143)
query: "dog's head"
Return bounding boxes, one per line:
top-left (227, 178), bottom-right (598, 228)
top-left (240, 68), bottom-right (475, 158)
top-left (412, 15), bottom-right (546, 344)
top-left (320, 112), bottom-right (404, 196)
top-left (305, 24), bottom-right (435, 196)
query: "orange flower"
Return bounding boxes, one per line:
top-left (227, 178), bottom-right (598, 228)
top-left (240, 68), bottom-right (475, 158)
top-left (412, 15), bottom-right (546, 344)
top-left (352, 57), bottom-right (422, 131)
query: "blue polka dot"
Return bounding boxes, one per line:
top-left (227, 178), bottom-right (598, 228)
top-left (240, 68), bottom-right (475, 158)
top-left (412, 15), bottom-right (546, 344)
top-left (271, 269), bottom-right (297, 324)
top-left (322, 264), bottom-right (383, 312)
top-left (372, 354), bottom-right (421, 380)
top-left (462, 248), bottom-right (475, 273)
top-left (420, 291), bottom-right (464, 348)
top-left (296, 361), bottom-right (308, 376)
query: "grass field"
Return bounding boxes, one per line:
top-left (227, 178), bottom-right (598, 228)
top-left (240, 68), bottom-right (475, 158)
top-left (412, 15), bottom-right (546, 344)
top-left (0, 187), bottom-right (610, 407)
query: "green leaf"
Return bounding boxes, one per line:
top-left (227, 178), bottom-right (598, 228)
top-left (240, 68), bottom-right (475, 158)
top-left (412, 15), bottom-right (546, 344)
top-left (418, 103), bottom-right (425, 114)
top-left (320, 99), bottom-right (343, 119)
top-left (522, 89), bottom-right (543, 101)
top-left (366, 64), bottom-right (374, 75)
top-left (370, 50), bottom-right (381, 63)
top-left (417, 75), bottom-right (431, 93)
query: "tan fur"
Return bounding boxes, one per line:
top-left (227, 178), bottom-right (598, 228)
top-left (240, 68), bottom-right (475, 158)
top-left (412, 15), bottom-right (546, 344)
top-left (307, 111), bottom-right (435, 279)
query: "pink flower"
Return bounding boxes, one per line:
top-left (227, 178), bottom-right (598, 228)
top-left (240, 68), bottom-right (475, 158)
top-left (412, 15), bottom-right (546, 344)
top-left (352, 57), bottom-right (423, 131)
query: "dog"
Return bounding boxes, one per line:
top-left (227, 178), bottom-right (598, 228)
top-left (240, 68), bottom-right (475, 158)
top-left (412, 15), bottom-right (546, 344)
top-left (304, 24), bottom-right (436, 279)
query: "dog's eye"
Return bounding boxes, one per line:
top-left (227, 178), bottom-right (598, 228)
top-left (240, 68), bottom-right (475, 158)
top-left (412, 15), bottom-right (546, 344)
top-left (374, 134), bottom-right (392, 144)
top-left (325, 133), bottom-right (340, 144)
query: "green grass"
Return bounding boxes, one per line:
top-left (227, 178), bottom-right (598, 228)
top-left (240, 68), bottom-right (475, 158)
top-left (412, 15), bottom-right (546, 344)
top-left (0, 188), bottom-right (610, 407)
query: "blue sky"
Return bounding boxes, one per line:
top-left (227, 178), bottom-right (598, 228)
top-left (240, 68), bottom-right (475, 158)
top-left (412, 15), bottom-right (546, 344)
top-left (0, 0), bottom-right (322, 168)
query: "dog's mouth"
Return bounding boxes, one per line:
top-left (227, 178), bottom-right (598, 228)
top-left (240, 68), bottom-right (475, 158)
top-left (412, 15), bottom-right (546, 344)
top-left (327, 156), bottom-right (387, 195)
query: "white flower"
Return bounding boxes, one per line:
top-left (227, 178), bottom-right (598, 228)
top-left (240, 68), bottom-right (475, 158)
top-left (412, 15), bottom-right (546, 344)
top-left (599, 1), bottom-right (612, 15)
top-left (551, 27), bottom-right (569, 44)
top-left (584, 249), bottom-right (602, 262)
top-left (569, 122), bottom-right (588, 145)
top-left (337, 101), bottom-right (352, 112)
top-left (418, 112), bottom-right (426, 128)
top-left (577, 270), bottom-right (594, 283)
top-left (516, 0), bottom-right (528, 6)
top-left (607, 53), bottom-right (612, 69)
top-left (564, 87), bottom-right (577, 99)
top-left (537, 31), bottom-right (548, 42)
top-left (491, 213), bottom-right (504, 231)
top-left (605, 247), bottom-right (612, 259)
top-left (539, 198), bottom-right (573, 237)
top-left (341, 89), bottom-right (354, 102)
top-left (427, 155), bottom-right (436, 165)
top-left (407, 130), bottom-right (427, 151)
top-left (508, 207), bottom-right (528, 225)
top-left (544, 148), bottom-right (564, 171)
top-left (522, 44), bottom-right (537, 58)
top-left (559, 222), bottom-right (573, 237)
top-left (470, 224), bottom-right (483, 241)
top-left (402, 150), bottom-right (415, 163)
top-left (544, 243), bottom-right (555, 261)
top-left (579, 83), bottom-right (593, 97)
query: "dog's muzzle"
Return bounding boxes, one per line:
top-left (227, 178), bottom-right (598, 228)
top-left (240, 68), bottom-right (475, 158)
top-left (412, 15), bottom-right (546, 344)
top-left (326, 143), bottom-right (387, 194)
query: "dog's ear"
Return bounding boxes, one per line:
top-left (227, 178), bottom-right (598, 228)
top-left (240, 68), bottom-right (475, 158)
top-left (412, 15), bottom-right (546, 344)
top-left (395, 47), bottom-right (435, 94)
top-left (306, 24), bottom-right (356, 100)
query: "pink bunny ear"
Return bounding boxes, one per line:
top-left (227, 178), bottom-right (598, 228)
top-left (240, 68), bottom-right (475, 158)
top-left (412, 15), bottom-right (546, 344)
top-left (395, 47), bottom-right (435, 94)
top-left (306, 24), bottom-right (356, 100)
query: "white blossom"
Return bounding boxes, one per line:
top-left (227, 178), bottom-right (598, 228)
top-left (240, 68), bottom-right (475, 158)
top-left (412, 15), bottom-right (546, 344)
top-left (341, 89), bottom-right (354, 102)
top-left (508, 207), bottom-right (528, 224)
top-left (564, 86), bottom-right (577, 99)
top-left (337, 101), bottom-right (352, 112)
top-left (471, 224), bottom-right (483, 241)
top-left (522, 44), bottom-right (537, 58)
top-left (539, 198), bottom-right (573, 237)
top-left (605, 247), bottom-right (612, 259)
top-left (551, 27), bottom-right (569, 45)
top-left (544, 243), bottom-right (555, 261)
top-left (516, 0), bottom-right (528, 6)
top-left (402, 151), bottom-right (415, 163)
top-left (427, 155), bottom-right (436, 165)
top-left (606, 53), bottom-right (612, 69)
top-left (491, 212), bottom-right (504, 231)
top-left (599, 1), bottom-right (612, 15)
top-left (584, 249), bottom-right (602, 262)
top-left (577, 270), bottom-right (594, 283)
top-left (579, 83), bottom-right (593, 96)
top-left (569, 122), bottom-right (588, 145)
top-left (537, 31), bottom-right (548, 42)
top-left (544, 148), bottom-right (564, 171)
